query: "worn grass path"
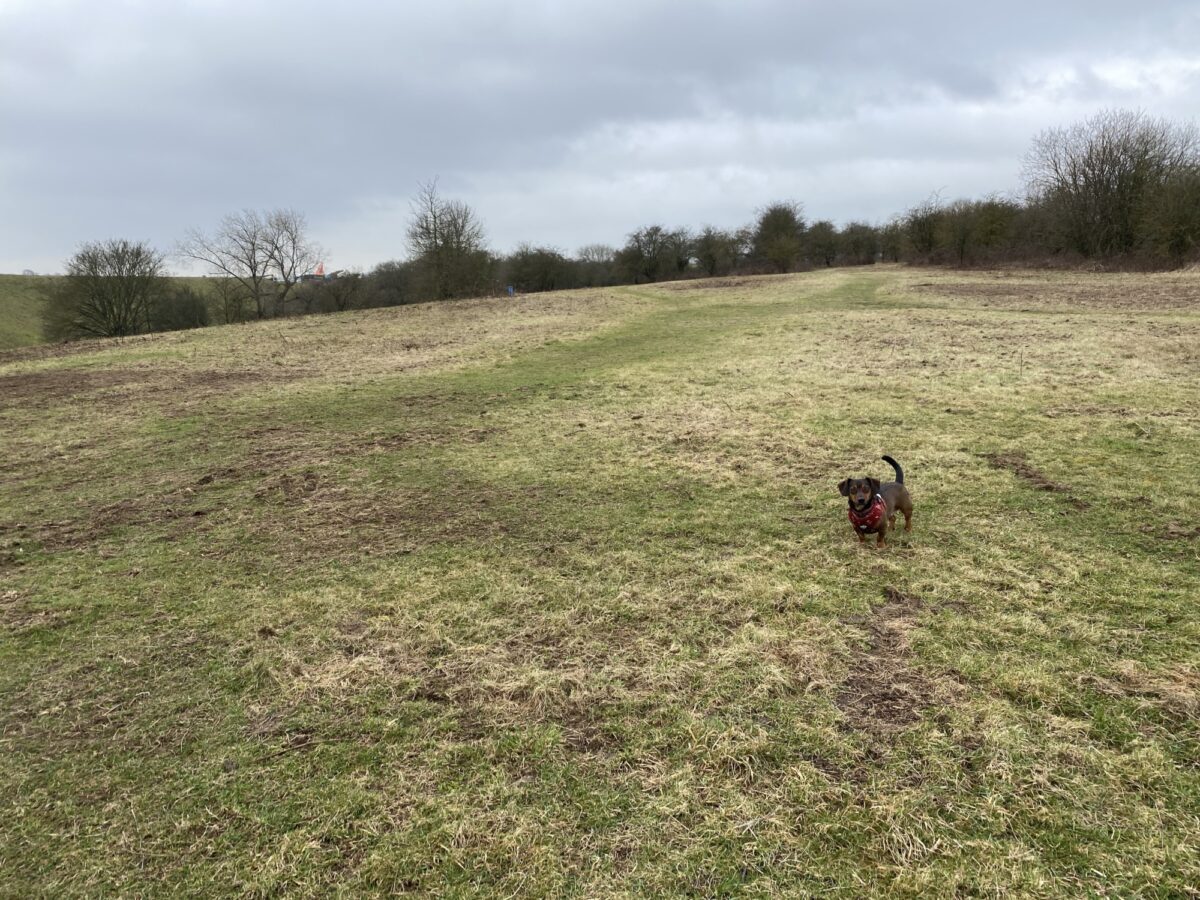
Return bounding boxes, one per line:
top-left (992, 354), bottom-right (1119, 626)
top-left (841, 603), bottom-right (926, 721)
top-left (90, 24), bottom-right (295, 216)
top-left (2, 267), bottom-right (1199, 896)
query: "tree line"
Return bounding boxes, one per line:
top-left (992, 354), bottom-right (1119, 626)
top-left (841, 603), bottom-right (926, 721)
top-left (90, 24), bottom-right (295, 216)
top-left (39, 109), bottom-right (1200, 340)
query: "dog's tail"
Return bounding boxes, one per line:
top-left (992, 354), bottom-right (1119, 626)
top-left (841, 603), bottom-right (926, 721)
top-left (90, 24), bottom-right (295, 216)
top-left (881, 454), bottom-right (904, 484)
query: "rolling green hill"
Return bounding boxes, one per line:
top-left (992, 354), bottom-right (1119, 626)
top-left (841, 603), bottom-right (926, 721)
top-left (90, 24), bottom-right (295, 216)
top-left (2, 268), bottom-right (1199, 895)
top-left (0, 273), bottom-right (50, 349)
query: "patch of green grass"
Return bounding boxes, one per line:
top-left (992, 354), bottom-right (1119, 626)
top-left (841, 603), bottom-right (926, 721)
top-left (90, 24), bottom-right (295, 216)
top-left (2, 268), bottom-right (1199, 896)
top-left (0, 273), bottom-right (50, 349)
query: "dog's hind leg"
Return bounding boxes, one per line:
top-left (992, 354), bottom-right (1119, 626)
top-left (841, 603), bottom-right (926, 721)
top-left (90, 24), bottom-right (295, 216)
top-left (896, 492), bottom-right (914, 532)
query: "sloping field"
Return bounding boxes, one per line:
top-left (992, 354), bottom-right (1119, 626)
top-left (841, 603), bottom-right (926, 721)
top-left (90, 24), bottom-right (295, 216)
top-left (0, 273), bottom-right (50, 350)
top-left (2, 267), bottom-right (1199, 896)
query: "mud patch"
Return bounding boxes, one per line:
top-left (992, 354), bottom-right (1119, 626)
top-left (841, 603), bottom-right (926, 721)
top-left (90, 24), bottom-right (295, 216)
top-left (4, 496), bottom-right (212, 558)
top-left (983, 451), bottom-right (1089, 509)
top-left (657, 276), bottom-right (763, 292)
top-left (1, 590), bottom-right (72, 635)
top-left (0, 365), bottom-right (305, 411)
top-left (0, 523), bottom-right (32, 568)
top-left (0, 336), bottom-right (131, 366)
top-left (0, 368), bottom-right (150, 406)
top-left (836, 587), bottom-right (940, 736)
top-left (254, 470), bottom-right (322, 503)
top-left (1042, 404), bottom-right (1136, 419)
top-left (913, 275), bottom-right (1200, 311)
top-left (1141, 523), bottom-right (1200, 541)
top-left (1164, 524), bottom-right (1200, 540)
top-left (363, 426), bottom-right (496, 451)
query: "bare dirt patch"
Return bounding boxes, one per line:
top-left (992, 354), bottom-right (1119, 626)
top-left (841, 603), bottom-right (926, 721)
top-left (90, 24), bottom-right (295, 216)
top-left (254, 470), bottom-right (323, 503)
top-left (1141, 522), bottom-right (1200, 541)
top-left (2, 496), bottom-right (212, 559)
top-left (983, 451), bottom-right (1089, 509)
top-left (0, 368), bottom-right (149, 406)
top-left (5, 470), bottom-right (536, 563)
top-left (0, 365), bottom-right (304, 411)
top-left (1, 414), bottom-right (519, 563)
top-left (363, 426), bottom-right (496, 451)
top-left (836, 587), bottom-right (941, 736)
top-left (656, 276), bottom-right (764, 292)
top-left (1163, 524), bottom-right (1200, 540)
top-left (0, 337), bottom-right (123, 366)
top-left (0, 589), bottom-right (71, 635)
top-left (913, 273), bottom-right (1200, 311)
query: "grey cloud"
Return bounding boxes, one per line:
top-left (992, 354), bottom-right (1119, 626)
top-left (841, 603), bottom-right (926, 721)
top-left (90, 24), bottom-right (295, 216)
top-left (2, 0), bottom-right (1198, 272)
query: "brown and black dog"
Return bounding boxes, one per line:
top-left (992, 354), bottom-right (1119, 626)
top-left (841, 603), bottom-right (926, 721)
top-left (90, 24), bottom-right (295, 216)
top-left (838, 455), bottom-right (913, 546)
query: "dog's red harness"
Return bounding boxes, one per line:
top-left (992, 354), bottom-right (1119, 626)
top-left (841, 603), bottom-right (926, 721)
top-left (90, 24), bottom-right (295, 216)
top-left (848, 494), bottom-right (886, 532)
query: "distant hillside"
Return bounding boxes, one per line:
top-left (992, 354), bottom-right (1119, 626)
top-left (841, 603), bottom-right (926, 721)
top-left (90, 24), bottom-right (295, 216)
top-left (0, 274), bottom-right (51, 350)
top-left (0, 275), bottom-right (223, 350)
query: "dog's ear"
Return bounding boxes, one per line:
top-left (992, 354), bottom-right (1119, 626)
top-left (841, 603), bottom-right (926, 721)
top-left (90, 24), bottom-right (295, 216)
top-left (867, 477), bottom-right (881, 495)
top-left (837, 478), bottom-right (851, 496)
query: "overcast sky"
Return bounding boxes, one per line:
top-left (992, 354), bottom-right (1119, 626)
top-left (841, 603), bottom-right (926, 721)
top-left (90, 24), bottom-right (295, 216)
top-left (2, 0), bottom-right (1198, 274)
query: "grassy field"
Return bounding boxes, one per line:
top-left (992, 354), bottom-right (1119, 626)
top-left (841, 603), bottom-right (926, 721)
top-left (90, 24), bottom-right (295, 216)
top-left (0, 274), bottom-right (51, 350)
top-left (2, 267), bottom-right (1199, 896)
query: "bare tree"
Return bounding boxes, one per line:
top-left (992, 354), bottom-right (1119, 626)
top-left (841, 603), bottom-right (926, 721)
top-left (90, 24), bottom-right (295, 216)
top-left (406, 180), bottom-right (491, 300)
top-left (904, 193), bottom-right (944, 257)
top-left (662, 228), bottom-right (693, 278)
top-left (1143, 169), bottom-right (1200, 263)
top-left (576, 244), bottom-right (615, 265)
top-left (264, 209), bottom-right (322, 314)
top-left (575, 244), bottom-right (617, 286)
top-left (1024, 109), bottom-right (1200, 257)
top-left (179, 211), bottom-right (272, 319)
top-left (693, 226), bottom-right (737, 277)
top-left (179, 209), bottom-right (321, 318)
top-left (209, 276), bottom-right (250, 324)
top-left (616, 225), bottom-right (676, 282)
top-left (42, 239), bottom-right (167, 340)
top-left (303, 270), bottom-right (365, 313)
